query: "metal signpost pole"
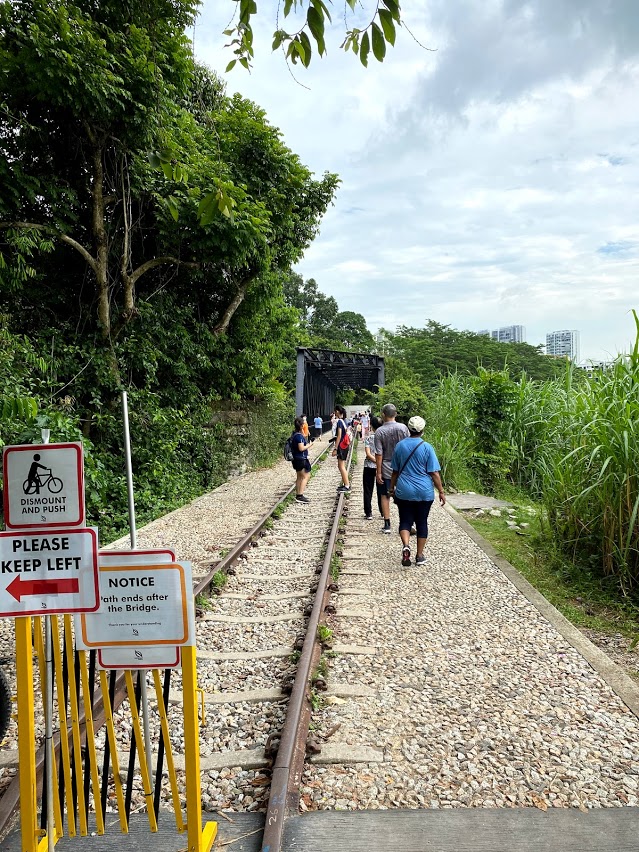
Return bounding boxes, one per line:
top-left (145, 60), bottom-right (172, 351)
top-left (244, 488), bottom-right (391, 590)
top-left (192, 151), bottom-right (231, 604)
top-left (39, 428), bottom-right (56, 852)
top-left (121, 392), bottom-right (154, 786)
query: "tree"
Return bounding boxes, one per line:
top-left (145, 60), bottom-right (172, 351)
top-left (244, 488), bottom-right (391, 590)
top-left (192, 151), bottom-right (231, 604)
top-left (0, 1), bottom-right (337, 357)
top-left (283, 272), bottom-right (375, 352)
top-left (385, 321), bottom-right (565, 386)
top-left (224, 0), bottom-right (406, 72)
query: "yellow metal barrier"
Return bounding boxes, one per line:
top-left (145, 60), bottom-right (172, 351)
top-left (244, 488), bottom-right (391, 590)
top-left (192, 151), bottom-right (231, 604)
top-left (14, 615), bottom-right (217, 852)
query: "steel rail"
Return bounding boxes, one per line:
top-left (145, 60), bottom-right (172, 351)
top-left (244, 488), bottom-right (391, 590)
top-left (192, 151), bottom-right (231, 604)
top-left (260, 439), bottom-right (356, 852)
top-left (194, 440), bottom-right (332, 596)
top-left (0, 438), bottom-right (333, 841)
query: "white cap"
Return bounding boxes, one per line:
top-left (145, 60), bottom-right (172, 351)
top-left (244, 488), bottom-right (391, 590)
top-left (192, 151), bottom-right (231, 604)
top-left (407, 416), bottom-right (425, 433)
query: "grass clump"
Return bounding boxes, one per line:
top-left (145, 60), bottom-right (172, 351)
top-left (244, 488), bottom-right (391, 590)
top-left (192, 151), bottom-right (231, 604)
top-left (465, 503), bottom-right (639, 638)
top-left (317, 624), bottom-right (333, 645)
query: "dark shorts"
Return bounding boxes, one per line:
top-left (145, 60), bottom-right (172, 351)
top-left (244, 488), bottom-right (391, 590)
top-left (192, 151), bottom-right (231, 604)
top-left (377, 477), bottom-right (391, 496)
top-left (336, 447), bottom-right (348, 461)
top-left (292, 458), bottom-right (311, 473)
top-left (395, 498), bottom-right (434, 538)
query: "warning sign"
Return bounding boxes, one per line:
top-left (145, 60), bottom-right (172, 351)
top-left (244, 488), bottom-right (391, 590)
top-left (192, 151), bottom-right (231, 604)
top-left (3, 442), bottom-right (85, 529)
top-left (0, 528), bottom-right (99, 616)
top-left (91, 549), bottom-right (181, 668)
top-left (77, 562), bottom-right (193, 648)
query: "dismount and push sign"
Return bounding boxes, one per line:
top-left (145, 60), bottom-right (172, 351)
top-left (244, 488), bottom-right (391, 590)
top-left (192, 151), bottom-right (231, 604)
top-left (0, 528), bottom-right (99, 616)
top-left (3, 442), bottom-right (85, 529)
top-left (78, 561), bottom-right (193, 648)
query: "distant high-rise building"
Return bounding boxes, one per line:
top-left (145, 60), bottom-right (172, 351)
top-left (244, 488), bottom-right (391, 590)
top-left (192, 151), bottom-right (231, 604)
top-left (479, 325), bottom-right (526, 343)
top-left (546, 330), bottom-right (580, 362)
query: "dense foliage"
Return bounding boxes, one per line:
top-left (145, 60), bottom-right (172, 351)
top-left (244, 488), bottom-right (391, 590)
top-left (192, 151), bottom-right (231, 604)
top-left (380, 321), bottom-right (566, 386)
top-left (0, 0), bottom-right (339, 541)
top-left (283, 272), bottom-right (375, 352)
top-left (366, 315), bottom-right (639, 598)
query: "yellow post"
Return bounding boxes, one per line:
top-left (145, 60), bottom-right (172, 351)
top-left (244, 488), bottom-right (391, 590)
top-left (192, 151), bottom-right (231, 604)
top-left (63, 615), bottom-right (88, 835)
top-left (51, 617), bottom-right (76, 837)
top-left (182, 646), bottom-right (216, 852)
top-left (16, 616), bottom-right (39, 852)
top-left (152, 669), bottom-right (184, 832)
top-left (99, 671), bottom-right (128, 833)
top-left (124, 671), bottom-right (157, 833)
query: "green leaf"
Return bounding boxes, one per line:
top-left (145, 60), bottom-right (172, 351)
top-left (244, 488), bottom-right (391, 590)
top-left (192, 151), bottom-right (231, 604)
top-left (284, 0), bottom-right (293, 15)
top-left (239, 57), bottom-right (250, 69)
top-left (381, 0), bottom-right (401, 23)
top-left (378, 9), bottom-right (396, 46)
top-left (311, 0), bottom-right (332, 23)
top-left (167, 196), bottom-right (179, 222)
top-left (225, 59), bottom-right (237, 72)
top-left (148, 152), bottom-right (162, 169)
top-left (299, 31), bottom-right (312, 67)
top-left (198, 192), bottom-right (217, 217)
top-left (161, 162), bottom-right (174, 180)
top-left (295, 37), bottom-right (307, 65)
top-left (359, 31), bottom-right (370, 67)
top-left (272, 30), bottom-right (286, 51)
top-left (371, 23), bottom-right (386, 62)
top-left (307, 7), bottom-right (326, 56)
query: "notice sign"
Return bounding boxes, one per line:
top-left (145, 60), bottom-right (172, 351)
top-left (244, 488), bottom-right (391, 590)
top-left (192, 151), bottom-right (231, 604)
top-left (3, 442), bottom-right (85, 530)
top-left (0, 528), bottom-right (99, 616)
top-left (78, 562), bottom-right (192, 648)
top-left (91, 548), bottom-right (182, 668)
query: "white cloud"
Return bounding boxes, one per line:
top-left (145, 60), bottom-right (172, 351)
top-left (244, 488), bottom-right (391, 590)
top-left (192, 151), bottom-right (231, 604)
top-left (196, 1), bottom-right (639, 361)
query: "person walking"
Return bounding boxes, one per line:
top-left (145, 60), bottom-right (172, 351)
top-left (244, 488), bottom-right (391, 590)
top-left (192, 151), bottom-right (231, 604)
top-left (389, 415), bottom-right (446, 567)
top-left (363, 415), bottom-right (383, 520)
top-left (301, 414), bottom-right (310, 442)
top-left (374, 403), bottom-right (409, 533)
top-left (290, 416), bottom-right (311, 503)
top-left (360, 410), bottom-right (370, 439)
top-left (332, 404), bottom-right (350, 493)
top-left (313, 414), bottom-right (323, 441)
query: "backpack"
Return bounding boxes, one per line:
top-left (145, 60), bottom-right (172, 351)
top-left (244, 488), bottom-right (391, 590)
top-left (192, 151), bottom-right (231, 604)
top-left (338, 431), bottom-right (351, 451)
top-left (283, 435), bottom-right (295, 462)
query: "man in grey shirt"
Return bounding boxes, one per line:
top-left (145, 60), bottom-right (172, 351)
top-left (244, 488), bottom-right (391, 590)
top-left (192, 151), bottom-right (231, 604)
top-left (374, 403), bottom-right (409, 533)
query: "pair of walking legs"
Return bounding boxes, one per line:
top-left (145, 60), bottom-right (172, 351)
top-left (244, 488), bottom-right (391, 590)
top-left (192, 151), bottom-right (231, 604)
top-left (296, 468), bottom-right (310, 496)
top-left (363, 467), bottom-right (382, 517)
top-left (396, 498), bottom-right (434, 561)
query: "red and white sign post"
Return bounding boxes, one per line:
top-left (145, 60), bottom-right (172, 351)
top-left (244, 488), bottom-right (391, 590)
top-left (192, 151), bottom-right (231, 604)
top-left (3, 442), bottom-right (86, 530)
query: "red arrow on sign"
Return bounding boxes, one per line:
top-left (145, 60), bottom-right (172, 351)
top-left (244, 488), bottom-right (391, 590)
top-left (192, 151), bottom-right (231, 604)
top-left (6, 576), bottom-right (79, 602)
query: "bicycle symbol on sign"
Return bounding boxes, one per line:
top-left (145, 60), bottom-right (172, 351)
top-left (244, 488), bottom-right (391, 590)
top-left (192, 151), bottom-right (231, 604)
top-left (22, 454), bottom-right (63, 495)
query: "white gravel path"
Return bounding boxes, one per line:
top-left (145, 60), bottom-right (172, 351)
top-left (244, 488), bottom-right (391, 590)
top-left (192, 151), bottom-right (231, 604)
top-left (302, 454), bottom-right (639, 812)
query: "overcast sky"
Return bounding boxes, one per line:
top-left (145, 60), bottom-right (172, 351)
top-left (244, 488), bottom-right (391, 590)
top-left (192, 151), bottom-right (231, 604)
top-left (195, 1), bottom-right (639, 362)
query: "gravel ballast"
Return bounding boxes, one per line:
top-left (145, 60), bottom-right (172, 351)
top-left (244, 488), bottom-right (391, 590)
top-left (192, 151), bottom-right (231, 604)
top-left (302, 455), bottom-right (639, 812)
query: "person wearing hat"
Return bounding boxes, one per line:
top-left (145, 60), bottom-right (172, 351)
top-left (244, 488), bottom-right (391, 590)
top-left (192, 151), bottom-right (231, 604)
top-left (389, 415), bottom-right (446, 567)
top-left (374, 403), bottom-right (410, 534)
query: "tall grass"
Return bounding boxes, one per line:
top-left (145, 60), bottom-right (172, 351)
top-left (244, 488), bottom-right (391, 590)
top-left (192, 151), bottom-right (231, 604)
top-left (425, 373), bottom-right (476, 491)
top-left (508, 312), bottom-right (639, 595)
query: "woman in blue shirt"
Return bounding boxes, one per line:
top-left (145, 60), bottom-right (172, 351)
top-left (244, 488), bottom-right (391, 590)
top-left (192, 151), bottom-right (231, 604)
top-left (291, 416), bottom-right (311, 503)
top-left (389, 416), bottom-right (446, 567)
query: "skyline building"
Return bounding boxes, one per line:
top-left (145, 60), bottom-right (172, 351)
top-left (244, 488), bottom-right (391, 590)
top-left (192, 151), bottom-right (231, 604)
top-left (477, 325), bottom-right (526, 344)
top-left (546, 329), bottom-right (580, 363)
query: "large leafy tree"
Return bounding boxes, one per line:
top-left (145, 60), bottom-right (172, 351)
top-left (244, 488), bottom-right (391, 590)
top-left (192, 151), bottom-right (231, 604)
top-left (385, 321), bottom-right (566, 386)
top-left (0, 0), bottom-right (337, 406)
top-left (283, 271), bottom-right (375, 352)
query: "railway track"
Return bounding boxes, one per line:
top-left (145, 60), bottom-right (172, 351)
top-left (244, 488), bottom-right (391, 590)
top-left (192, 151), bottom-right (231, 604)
top-left (0, 436), bottom-right (356, 852)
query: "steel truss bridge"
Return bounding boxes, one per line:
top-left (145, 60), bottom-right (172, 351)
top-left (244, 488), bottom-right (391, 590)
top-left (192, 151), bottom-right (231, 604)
top-left (294, 347), bottom-right (385, 418)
